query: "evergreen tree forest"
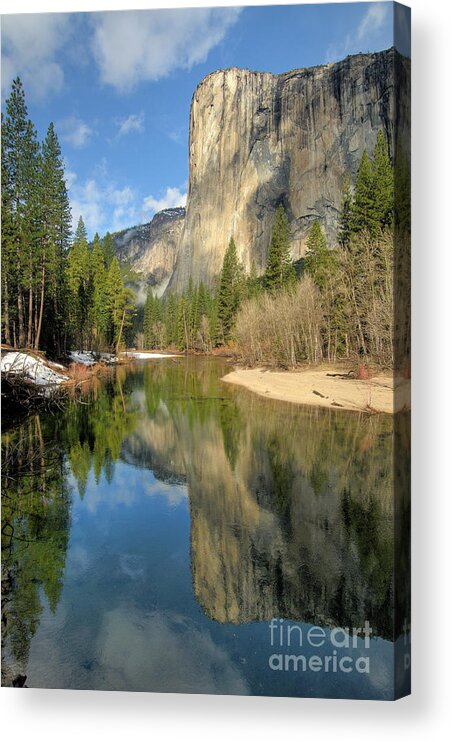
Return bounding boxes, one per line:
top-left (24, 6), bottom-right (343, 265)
top-left (1, 76), bottom-right (407, 372)
top-left (1, 78), bottom-right (136, 357)
top-left (235, 130), bottom-right (410, 371)
top-left (139, 129), bottom-right (408, 372)
top-left (140, 215), bottom-right (297, 353)
top-left (264, 204), bottom-right (297, 291)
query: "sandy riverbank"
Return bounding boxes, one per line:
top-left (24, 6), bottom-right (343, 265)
top-left (222, 366), bottom-right (410, 414)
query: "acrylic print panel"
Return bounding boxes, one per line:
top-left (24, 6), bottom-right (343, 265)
top-left (1, 2), bottom-right (411, 699)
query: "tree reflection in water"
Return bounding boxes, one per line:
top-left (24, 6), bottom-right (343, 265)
top-left (1, 358), bottom-right (410, 688)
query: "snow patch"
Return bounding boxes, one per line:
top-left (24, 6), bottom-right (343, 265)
top-left (68, 351), bottom-right (97, 366)
top-left (1, 352), bottom-right (69, 386)
top-left (68, 351), bottom-right (117, 366)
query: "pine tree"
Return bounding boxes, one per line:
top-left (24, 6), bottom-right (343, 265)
top-left (143, 289), bottom-right (161, 349)
top-left (2, 78), bottom-right (40, 347)
top-left (304, 220), bottom-right (333, 290)
top-left (373, 130), bottom-right (394, 230)
top-left (394, 139), bottom-right (410, 236)
top-left (67, 216), bottom-right (90, 349)
top-left (185, 276), bottom-right (197, 346)
top-left (177, 296), bottom-right (188, 351)
top-left (196, 282), bottom-right (211, 350)
top-left (304, 220), bottom-right (343, 360)
top-left (90, 233), bottom-right (108, 348)
top-left (23, 131), bottom-right (41, 348)
top-left (143, 291), bottom-right (152, 348)
top-left (74, 215), bottom-right (88, 244)
top-left (103, 256), bottom-right (136, 353)
top-left (246, 260), bottom-right (261, 299)
top-left (351, 150), bottom-right (378, 236)
top-left (337, 172), bottom-right (353, 248)
top-left (164, 290), bottom-right (178, 347)
top-left (115, 288), bottom-right (136, 354)
top-left (52, 128), bottom-right (72, 355)
top-left (2, 80), bottom-right (73, 354)
top-left (101, 232), bottom-right (116, 269)
top-left (218, 238), bottom-right (243, 342)
top-left (1, 114), bottom-right (15, 346)
top-left (209, 277), bottom-right (221, 347)
top-left (105, 257), bottom-right (124, 349)
top-left (264, 204), bottom-right (296, 291)
top-left (35, 122), bottom-right (72, 352)
top-left (197, 282), bottom-right (209, 323)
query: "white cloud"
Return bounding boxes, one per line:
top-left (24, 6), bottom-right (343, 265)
top-left (65, 164), bottom-right (184, 237)
top-left (68, 178), bottom-right (105, 235)
top-left (111, 206), bottom-right (138, 232)
top-left (167, 128), bottom-right (187, 146)
top-left (92, 8), bottom-right (241, 92)
top-left (93, 157), bottom-right (108, 179)
top-left (142, 187), bottom-right (187, 218)
top-left (67, 172), bottom-right (138, 235)
top-left (356, 3), bottom-right (389, 41)
top-left (95, 607), bottom-right (248, 694)
top-left (117, 112), bottom-right (145, 138)
top-left (59, 116), bottom-right (94, 149)
top-left (107, 186), bottom-right (137, 231)
top-left (65, 169), bottom-right (78, 190)
top-left (108, 185), bottom-right (135, 207)
top-left (1, 13), bottom-right (73, 99)
top-left (326, 2), bottom-right (391, 63)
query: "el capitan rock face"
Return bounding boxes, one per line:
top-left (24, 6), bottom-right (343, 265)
top-left (169, 48), bottom-right (409, 291)
top-left (113, 207), bottom-right (185, 295)
top-left (113, 49), bottom-right (409, 294)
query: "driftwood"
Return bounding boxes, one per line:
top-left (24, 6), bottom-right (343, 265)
top-left (312, 389), bottom-right (328, 399)
top-left (326, 370), bottom-right (355, 378)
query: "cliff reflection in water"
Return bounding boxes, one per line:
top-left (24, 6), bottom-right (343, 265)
top-left (124, 358), bottom-right (409, 640)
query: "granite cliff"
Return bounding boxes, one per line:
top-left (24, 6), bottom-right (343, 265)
top-left (114, 49), bottom-right (408, 294)
top-left (113, 207), bottom-right (185, 296)
top-left (169, 47), bottom-right (409, 291)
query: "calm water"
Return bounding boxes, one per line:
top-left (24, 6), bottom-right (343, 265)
top-left (1, 357), bottom-right (410, 698)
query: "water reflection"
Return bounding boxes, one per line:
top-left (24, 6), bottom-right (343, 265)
top-left (125, 360), bottom-right (402, 637)
top-left (1, 417), bottom-right (71, 685)
top-left (1, 358), bottom-right (410, 695)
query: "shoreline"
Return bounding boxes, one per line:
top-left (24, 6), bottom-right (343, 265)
top-left (222, 366), bottom-right (410, 414)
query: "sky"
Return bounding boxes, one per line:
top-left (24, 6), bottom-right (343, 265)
top-left (1, 2), bottom-right (410, 239)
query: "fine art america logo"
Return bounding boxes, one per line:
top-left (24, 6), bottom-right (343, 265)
top-left (268, 619), bottom-right (373, 675)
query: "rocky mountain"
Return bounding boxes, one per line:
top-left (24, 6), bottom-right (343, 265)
top-left (113, 207), bottom-right (185, 297)
top-left (169, 47), bottom-right (409, 291)
top-left (115, 48), bottom-right (409, 294)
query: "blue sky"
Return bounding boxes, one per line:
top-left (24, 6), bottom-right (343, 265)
top-left (1, 2), bottom-right (408, 239)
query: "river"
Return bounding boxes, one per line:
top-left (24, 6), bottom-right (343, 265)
top-left (1, 356), bottom-right (410, 698)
